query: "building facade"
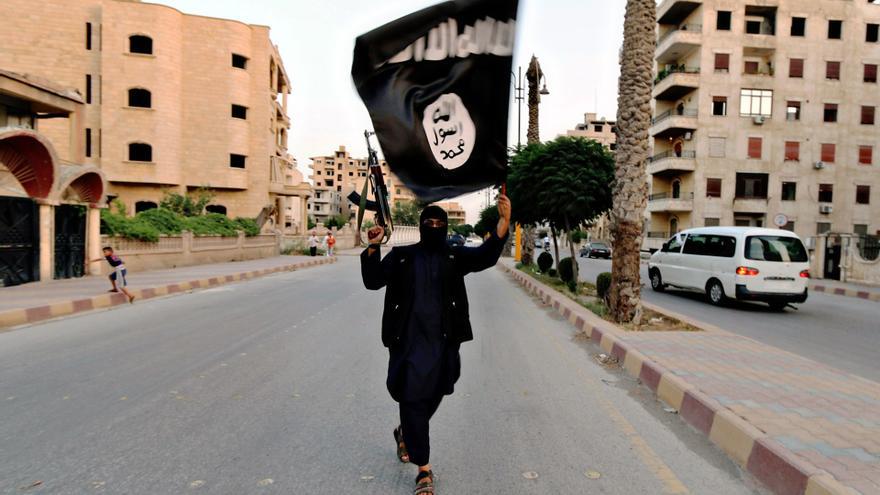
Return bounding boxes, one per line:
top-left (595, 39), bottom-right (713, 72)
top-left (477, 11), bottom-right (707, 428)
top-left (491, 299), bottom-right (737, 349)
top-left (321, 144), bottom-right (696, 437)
top-left (565, 112), bottom-right (618, 150)
top-left (0, 0), bottom-right (310, 233)
top-left (646, 0), bottom-right (880, 252)
top-left (308, 145), bottom-right (415, 225)
top-left (432, 201), bottom-right (466, 226)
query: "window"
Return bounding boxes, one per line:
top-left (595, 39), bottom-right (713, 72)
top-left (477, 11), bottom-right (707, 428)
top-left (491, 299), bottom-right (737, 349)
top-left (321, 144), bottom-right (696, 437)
top-left (85, 128), bottom-right (92, 158)
top-left (817, 223), bottom-right (832, 235)
top-left (826, 61), bottom-right (841, 80)
top-left (683, 234), bottom-right (708, 255)
top-left (744, 60), bottom-right (759, 74)
top-left (326, 179), bottom-right (334, 186)
top-left (704, 218), bottom-right (721, 227)
top-left (740, 88), bottom-right (773, 117)
top-left (232, 53), bottom-right (248, 69)
top-left (709, 137), bottom-right (726, 157)
top-left (821, 143), bottom-right (836, 163)
top-left (786, 101), bottom-right (801, 121)
top-left (717, 11), bottom-right (732, 30)
top-left (349, 172), bottom-right (354, 176)
top-left (746, 20), bottom-right (762, 35)
top-left (127, 88), bottom-right (151, 108)
top-left (856, 185), bottom-right (871, 204)
top-left (781, 221), bottom-right (795, 232)
top-left (868, 23), bottom-right (879, 42)
top-left (745, 236), bottom-right (808, 262)
top-left (791, 17), bottom-right (806, 37)
top-left (782, 182), bottom-right (797, 200)
top-left (748, 137), bottom-right (763, 159)
top-left (85, 74), bottom-right (92, 104)
top-left (862, 106), bottom-right (876, 125)
top-left (662, 235), bottom-right (684, 253)
top-left (824, 103), bottom-right (838, 123)
top-left (128, 143), bottom-right (152, 162)
top-left (206, 205), bottom-right (227, 215)
top-left (866, 64), bottom-right (878, 83)
top-left (735, 173), bottom-right (769, 198)
top-left (701, 178), bottom-right (721, 198)
top-left (695, 235), bottom-right (737, 257)
top-left (135, 201), bottom-right (157, 213)
top-left (854, 224), bottom-right (868, 236)
top-left (819, 184), bottom-right (834, 203)
top-left (337, 185), bottom-right (342, 192)
top-left (828, 20), bottom-right (843, 40)
top-left (231, 104), bottom-right (248, 119)
top-left (592, 125), bottom-right (602, 132)
top-left (712, 96), bottom-right (727, 116)
top-left (784, 141), bottom-right (800, 161)
top-left (789, 58), bottom-right (804, 78)
top-left (129, 35), bottom-right (153, 55)
top-left (229, 154), bottom-right (246, 169)
top-left (859, 145), bottom-right (874, 165)
top-left (715, 53), bottom-right (730, 72)
top-left (86, 22), bottom-right (92, 50)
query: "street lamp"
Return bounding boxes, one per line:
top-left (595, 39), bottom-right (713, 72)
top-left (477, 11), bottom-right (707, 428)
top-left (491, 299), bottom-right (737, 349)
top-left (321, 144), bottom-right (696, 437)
top-left (511, 66), bottom-right (525, 149)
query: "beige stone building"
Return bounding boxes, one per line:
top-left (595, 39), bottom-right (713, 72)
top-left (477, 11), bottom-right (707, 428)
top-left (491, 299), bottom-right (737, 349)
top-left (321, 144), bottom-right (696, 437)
top-left (308, 145), bottom-right (416, 224)
top-left (565, 112), bottom-right (618, 150)
top-left (646, 0), bottom-right (880, 253)
top-left (432, 201), bottom-right (466, 226)
top-left (0, 0), bottom-right (310, 234)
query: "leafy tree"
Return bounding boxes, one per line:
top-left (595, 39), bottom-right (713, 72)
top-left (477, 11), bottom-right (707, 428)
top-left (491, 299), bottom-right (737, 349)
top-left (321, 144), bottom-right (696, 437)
top-left (537, 251), bottom-right (553, 273)
top-left (507, 136), bottom-right (615, 282)
top-left (160, 188), bottom-right (214, 217)
top-left (308, 216), bottom-right (317, 230)
top-left (391, 200), bottom-right (422, 226)
top-left (473, 205), bottom-right (499, 238)
top-left (452, 224), bottom-right (474, 237)
top-left (324, 214), bottom-right (349, 229)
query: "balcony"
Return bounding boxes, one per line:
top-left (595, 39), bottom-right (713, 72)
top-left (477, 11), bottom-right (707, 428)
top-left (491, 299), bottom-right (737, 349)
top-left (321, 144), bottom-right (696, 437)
top-left (654, 68), bottom-right (700, 101)
top-left (650, 108), bottom-right (698, 138)
top-left (657, 0), bottom-right (701, 25)
top-left (648, 150), bottom-right (696, 176)
top-left (733, 196), bottom-right (769, 213)
top-left (656, 24), bottom-right (702, 64)
top-left (648, 191), bottom-right (694, 212)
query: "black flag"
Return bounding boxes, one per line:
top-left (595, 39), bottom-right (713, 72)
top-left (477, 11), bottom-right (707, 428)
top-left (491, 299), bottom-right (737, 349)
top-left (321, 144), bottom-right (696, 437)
top-left (352, 0), bottom-right (519, 203)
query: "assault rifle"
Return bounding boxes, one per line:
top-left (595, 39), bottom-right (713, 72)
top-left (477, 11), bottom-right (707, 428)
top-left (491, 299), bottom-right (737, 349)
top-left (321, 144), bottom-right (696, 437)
top-left (347, 130), bottom-right (393, 245)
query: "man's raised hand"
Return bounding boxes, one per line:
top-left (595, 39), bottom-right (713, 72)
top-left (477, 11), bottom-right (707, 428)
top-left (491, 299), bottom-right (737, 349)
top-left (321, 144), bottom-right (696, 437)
top-left (368, 226), bottom-right (385, 245)
top-left (496, 194), bottom-right (511, 238)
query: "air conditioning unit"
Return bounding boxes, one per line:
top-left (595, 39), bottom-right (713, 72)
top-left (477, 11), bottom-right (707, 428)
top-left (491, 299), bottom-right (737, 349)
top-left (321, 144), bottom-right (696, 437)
top-left (753, 115), bottom-right (765, 125)
top-left (819, 204), bottom-right (833, 214)
top-left (684, 132), bottom-right (693, 141)
top-left (814, 161), bottom-right (825, 170)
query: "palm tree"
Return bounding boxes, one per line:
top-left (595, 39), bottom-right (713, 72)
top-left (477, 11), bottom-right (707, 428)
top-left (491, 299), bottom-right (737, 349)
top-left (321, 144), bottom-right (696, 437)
top-left (520, 55), bottom-right (545, 265)
top-left (609, 0), bottom-right (655, 324)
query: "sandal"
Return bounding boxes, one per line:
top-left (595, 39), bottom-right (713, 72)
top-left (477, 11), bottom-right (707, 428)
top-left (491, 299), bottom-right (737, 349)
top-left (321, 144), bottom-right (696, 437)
top-left (414, 470), bottom-right (434, 494)
top-left (393, 426), bottom-right (410, 463)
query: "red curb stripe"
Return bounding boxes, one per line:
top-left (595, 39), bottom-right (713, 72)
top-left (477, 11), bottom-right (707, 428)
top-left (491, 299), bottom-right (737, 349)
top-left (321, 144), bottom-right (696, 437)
top-left (563, 307), bottom-right (571, 319)
top-left (746, 439), bottom-right (810, 495)
top-left (813, 285), bottom-right (826, 292)
top-left (574, 316), bottom-right (585, 330)
top-left (610, 341), bottom-right (627, 362)
top-left (680, 391), bottom-right (716, 435)
top-left (834, 288), bottom-right (846, 295)
top-left (25, 306), bottom-right (52, 322)
top-left (167, 284), bottom-right (182, 293)
top-left (141, 288), bottom-right (156, 299)
top-left (590, 326), bottom-right (603, 345)
top-left (209, 277), bottom-right (219, 285)
top-left (72, 299), bottom-right (94, 312)
top-left (639, 360), bottom-right (663, 392)
top-left (225, 275), bottom-right (235, 282)
top-left (857, 291), bottom-right (870, 299)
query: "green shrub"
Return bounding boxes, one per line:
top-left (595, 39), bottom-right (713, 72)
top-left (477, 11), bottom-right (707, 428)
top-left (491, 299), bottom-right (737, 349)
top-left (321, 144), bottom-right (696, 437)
top-left (99, 209), bottom-right (160, 242)
top-left (233, 217), bottom-right (260, 236)
top-left (136, 208), bottom-right (186, 234)
top-left (567, 280), bottom-right (578, 293)
top-left (184, 213), bottom-right (240, 237)
top-left (537, 252), bottom-right (553, 273)
top-left (548, 268), bottom-right (557, 277)
top-left (596, 272), bottom-right (612, 300)
top-left (570, 229), bottom-right (587, 245)
top-left (558, 257), bottom-right (574, 283)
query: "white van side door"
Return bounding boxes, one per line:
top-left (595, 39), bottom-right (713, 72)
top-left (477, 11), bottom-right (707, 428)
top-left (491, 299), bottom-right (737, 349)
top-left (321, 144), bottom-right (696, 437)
top-left (659, 233), bottom-right (687, 286)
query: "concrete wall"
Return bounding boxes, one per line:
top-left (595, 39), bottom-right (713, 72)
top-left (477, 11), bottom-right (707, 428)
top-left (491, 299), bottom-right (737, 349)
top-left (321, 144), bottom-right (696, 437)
top-left (810, 233), bottom-right (880, 285)
top-left (101, 232), bottom-right (279, 273)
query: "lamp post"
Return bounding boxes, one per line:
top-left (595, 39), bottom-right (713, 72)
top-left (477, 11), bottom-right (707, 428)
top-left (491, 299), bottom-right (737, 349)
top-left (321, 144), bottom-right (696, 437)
top-left (512, 66), bottom-right (525, 148)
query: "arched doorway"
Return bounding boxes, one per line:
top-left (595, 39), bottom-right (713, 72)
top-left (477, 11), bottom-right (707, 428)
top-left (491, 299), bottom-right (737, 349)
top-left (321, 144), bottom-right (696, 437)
top-left (669, 216), bottom-right (679, 235)
top-left (672, 179), bottom-right (681, 199)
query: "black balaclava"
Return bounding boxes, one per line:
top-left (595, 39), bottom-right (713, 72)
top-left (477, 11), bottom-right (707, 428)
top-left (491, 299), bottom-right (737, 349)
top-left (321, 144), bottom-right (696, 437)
top-left (419, 205), bottom-right (448, 250)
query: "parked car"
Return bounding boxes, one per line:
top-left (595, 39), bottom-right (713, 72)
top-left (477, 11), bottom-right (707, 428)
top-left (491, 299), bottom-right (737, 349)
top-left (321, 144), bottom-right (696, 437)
top-left (580, 242), bottom-right (611, 259)
top-left (447, 233), bottom-right (466, 247)
top-left (648, 227), bottom-right (810, 310)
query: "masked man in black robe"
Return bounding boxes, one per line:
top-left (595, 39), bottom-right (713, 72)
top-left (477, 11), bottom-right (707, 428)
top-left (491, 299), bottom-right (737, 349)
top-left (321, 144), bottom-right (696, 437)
top-left (361, 195), bottom-right (511, 494)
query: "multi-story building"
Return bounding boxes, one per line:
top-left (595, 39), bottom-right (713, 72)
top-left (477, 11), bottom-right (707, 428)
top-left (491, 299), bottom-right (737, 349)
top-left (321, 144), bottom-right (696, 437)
top-left (0, 0), bottom-right (311, 233)
top-left (308, 145), bottom-right (415, 225)
top-left (645, 0), bottom-right (880, 251)
top-left (565, 112), bottom-right (618, 150)
top-left (432, 201), bottom-right (467, 226)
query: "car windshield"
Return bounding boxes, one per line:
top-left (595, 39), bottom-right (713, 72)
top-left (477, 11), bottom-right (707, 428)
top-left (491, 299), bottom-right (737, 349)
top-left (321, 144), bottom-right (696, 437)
top-left (591, 243), bottom-right (608, 248)
top-left (745, 236), bottom-right (808, 262)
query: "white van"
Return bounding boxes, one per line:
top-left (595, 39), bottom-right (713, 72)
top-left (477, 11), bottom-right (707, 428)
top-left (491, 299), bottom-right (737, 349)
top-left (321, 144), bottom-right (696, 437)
top-left (648, 227), bottom-right (810, 310)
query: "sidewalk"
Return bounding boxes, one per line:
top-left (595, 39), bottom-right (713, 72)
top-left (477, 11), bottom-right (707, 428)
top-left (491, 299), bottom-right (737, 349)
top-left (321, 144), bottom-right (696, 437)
top-left (501, 261), bottom-right (880, 495)
top-left (810, 278), bottom-right (880, 302)
top-left (0, 256), bottom-right (336, 330)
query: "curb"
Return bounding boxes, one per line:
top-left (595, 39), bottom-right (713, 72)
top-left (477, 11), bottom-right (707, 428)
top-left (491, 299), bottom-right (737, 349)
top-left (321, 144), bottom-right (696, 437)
top-left (498, 263), bottom-right (855, 495)
top-left (810, 283), bottom-right (880, 303)
top-left (0, 257), bottom-right (338, 331)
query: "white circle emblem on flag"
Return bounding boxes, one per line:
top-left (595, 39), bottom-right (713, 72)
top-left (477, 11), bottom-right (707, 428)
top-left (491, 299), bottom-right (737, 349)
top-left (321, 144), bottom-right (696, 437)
top-left (422, 93), bottom-right (476, 170)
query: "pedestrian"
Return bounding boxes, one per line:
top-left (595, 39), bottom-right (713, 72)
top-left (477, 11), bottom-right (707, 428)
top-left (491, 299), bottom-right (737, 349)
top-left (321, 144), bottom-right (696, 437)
top-left (89, 246), bottom-right (135, 303)
top-left (326, 231), bottom-right (336, 257)
top-left (308, 230), bottom-right (319, 257)
top-left (361, 195), bottom-right (512, 495)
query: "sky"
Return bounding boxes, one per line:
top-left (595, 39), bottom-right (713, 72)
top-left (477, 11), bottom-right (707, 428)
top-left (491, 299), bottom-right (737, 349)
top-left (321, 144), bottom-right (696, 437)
top-left (162, 0), bottom-right (627, 223)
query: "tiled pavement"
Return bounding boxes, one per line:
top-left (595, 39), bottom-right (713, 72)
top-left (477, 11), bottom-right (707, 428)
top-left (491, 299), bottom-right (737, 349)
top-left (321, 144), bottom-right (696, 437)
top-left (501, 261), bottom-right (880, 495)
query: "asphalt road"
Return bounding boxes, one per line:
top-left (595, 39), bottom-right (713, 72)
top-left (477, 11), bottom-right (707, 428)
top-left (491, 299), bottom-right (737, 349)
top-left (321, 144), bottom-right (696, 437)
top-left (0, 257), bottom-right (763, 494)
top-left (569, 253), bottom-right (880, 382)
